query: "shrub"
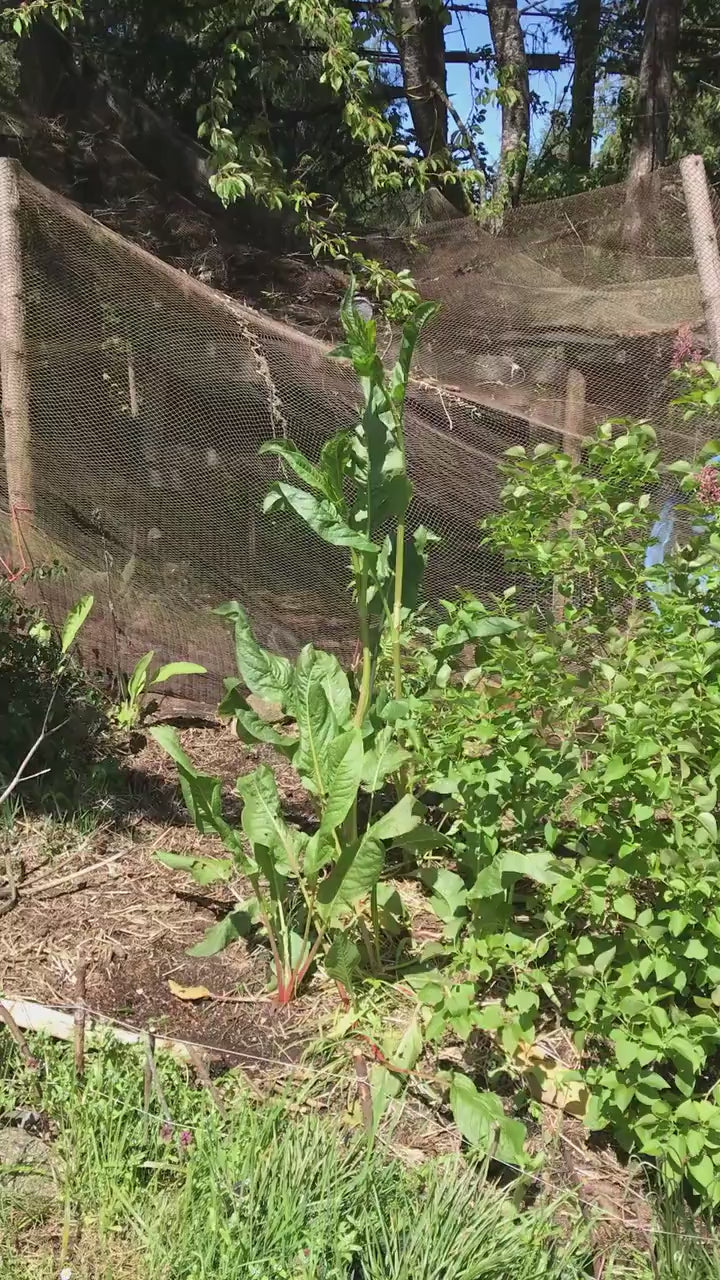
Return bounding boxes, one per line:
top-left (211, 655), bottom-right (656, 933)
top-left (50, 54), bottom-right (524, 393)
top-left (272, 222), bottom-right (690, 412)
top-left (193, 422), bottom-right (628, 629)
top-left (0, 582), bottom-right (106, 810)
top-left (408, 422), bottom-right (720, 1203)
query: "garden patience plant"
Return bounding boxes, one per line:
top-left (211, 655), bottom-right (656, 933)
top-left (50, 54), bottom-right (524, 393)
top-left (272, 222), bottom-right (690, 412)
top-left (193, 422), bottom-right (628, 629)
top-left (154, 286), bottom-right (440, 1001)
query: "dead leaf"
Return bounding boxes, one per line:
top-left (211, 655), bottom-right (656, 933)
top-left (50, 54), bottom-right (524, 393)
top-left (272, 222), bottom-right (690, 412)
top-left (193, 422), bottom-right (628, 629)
top-left (168, 980), bottom-right (212, 1002)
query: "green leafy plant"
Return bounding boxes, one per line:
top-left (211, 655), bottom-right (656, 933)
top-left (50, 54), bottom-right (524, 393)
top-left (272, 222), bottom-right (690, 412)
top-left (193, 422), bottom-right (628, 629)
top-left (407, 421), bottom-right (720, 1204)
top-left (111, 651), bottom-right (207, 729)
top-left (0, 586), bottom-right (103, 809)
top-left (154, 286), bottom-right (438, 1002)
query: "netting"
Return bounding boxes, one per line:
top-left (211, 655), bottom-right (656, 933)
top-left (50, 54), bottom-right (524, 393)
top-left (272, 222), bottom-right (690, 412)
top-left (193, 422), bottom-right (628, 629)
top-left (0, 161), bottom-right (715, 702)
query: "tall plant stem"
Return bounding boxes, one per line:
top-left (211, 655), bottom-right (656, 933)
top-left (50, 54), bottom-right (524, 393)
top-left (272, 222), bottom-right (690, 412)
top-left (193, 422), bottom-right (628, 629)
top-left (353, 565), bottom-right (373, 728)
top-left (370, 885), bottom-right (382, 971)
top-left (392, 521), bottom-right (405, 700)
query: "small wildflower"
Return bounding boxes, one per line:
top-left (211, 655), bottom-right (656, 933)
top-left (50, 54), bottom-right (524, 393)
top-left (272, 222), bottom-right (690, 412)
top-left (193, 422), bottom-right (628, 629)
top-left (159, 1121), bottom-right (173, 1142)
top-left (699, 464), bottom-right (720, 506)
top-left (179, 1129), bottom-right (193, 1148)
top-left (59, 1268), bottom-right (73, 1280)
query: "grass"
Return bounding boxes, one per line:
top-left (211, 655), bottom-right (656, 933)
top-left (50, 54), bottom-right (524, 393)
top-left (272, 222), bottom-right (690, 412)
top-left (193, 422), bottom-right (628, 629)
top-left (0, 1036), bottom-right (719, 1279)
top-left (0, 1034), bottom-right (593, 1280)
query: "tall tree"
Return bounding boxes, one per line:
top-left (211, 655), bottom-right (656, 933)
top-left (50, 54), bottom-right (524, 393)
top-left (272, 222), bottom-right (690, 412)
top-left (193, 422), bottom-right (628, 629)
top-left (627, 0), bottom-right (682, 181)
top-left (486, 0), bottom-right (530, 207)
top-left (568, 0), bottom-right (602, 172)
top-left (391, 0), bottom-right (447, 158)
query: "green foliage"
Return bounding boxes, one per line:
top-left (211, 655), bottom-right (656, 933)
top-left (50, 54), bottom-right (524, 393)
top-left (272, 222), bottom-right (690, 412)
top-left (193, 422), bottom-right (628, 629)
top-left (111, 651), bottom-right (206, 729)
top-left (155, 287), bottom-right (436, 1001)
top-left (408, 418), bottom-right (720, 1205)
top-left (0, 583), bottom-right (106, 810)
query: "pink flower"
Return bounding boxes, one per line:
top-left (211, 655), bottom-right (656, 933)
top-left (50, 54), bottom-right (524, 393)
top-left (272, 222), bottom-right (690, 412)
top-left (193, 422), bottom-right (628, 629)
top-left (699, 465), bottom-right (720, 506)
top-left (179, 1129), bottom-right (193, 1148)
top-left (159, 1121), bottom-right (173, 1142)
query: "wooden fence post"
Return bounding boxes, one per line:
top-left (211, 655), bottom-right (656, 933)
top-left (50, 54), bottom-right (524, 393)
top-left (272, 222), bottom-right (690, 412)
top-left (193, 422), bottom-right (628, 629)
top-left (0, 158), bottom-right (34, 563)
top-left (680, 154), bottom-right (720, 362)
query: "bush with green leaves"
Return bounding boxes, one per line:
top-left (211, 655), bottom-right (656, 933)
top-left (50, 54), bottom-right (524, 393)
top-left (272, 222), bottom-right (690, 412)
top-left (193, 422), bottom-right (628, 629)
top-left (0, 584), bottom-right (105, 809)
top-left (153, 287), bottom-right (441, 1003)
top-left (406, 423), bottom-right (720, 1204)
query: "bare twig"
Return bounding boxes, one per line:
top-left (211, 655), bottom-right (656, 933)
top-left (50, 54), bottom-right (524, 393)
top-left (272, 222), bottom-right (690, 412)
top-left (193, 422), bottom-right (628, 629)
top-left (0, 693), bottom-right (63, 809)
top-left (143, 1031), bottom-right (156, 1138)
top-left (186, 1043), bottom-right (229, 1118)
top-left (353, 1048), bottom-right (373, 1132)
top-left (27, 848), bottom-right (130, 897)
top-left (0, 1000), bottom-right (36, 1068)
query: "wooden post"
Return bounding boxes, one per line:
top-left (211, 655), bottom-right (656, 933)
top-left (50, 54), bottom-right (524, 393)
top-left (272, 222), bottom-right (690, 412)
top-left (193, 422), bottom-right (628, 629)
top-left (0, 158), bottom-right (34, 561)
top-left (680, 154), bottom-right (720, 362)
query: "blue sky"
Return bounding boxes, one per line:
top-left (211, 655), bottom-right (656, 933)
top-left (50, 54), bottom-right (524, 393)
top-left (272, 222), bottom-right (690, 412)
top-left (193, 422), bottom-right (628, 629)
top-left (441, 4), bottom-right (572, 165)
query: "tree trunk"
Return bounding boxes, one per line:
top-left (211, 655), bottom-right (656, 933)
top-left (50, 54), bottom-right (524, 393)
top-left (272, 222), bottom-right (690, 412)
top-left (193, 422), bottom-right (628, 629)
top-left (391, 0), bottom-right (470, 211)
top-left (568, 0), bottom-right (602, 172)
top-left (392, 0), bottom-right (448, 158)
top-left (627, 0), bottom-right (682, 182)
top-left (486, 0), bottom-right (530, 207)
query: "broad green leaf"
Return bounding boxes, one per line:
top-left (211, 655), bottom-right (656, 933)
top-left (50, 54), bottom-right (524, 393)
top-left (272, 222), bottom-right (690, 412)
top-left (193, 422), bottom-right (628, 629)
top-left (157, 851), bottom-right (233, 885)
top-left (371, 1017), bottom-right (423, 1127)
top-left (319, 432), bottom-right (352, 503)
top-left (128, 650), bottom-right (154, 701)
top-left (450, 1074), bottom-right (527, 1163)
top-left (214, 601), bottom-right (294, 709)
top-left (61, 594), bottom-right (94, 653)
top-left (393, 824), bottom-right (451, 856)
top-left (391, 300), bottom-right (439, 401)
top-left (187, 908), bottom-right (253, 957)
top-left (294, 647), bottom-right (340, 793)
top-left (366, 793), bottom-right (420, 843)
top-left (324, 932), bottom-right (361, 994)
top-left (151, 661), bottom-right (207, 686)
top-left (264, 482), bottom-right (379, 552)
top-left (361, 726), bottom-right (411, 792)
top-left (501, 850), bottom-right (559, 887)
top-left (259, 439), bottom-right (326, 493)
top-left (466, 616), bottom-right (521, 639)
top-left (320, 728), bottom-right (364, 834)
top-left (315, 650), bottom-right (352, 726)
top-left (699, 811), bottom-right (718, 843)
top-left (304, 831), bottom-right (335, 880)
top-left (150, 726), bottom-right (241, 854)
top-left (376, 883), bottom-right (406, 935)
top-left (235, 706), bottom-right (298, 760)
top-left (613, 893), bottom-right (637, 921)
top-left (603, 757), bottom-right (631, 783)
top-left (401, 524), bottom-right (441, 612)
top-left (236, 765), bottom-right (302, 874)
top-left (317, 836), bottom-right (384, 912)
top-left (689, 1153), bottom-right (715, 1190)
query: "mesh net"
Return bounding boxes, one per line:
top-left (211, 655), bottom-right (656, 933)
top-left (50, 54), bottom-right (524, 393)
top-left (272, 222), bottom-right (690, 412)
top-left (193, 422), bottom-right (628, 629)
top-left (0, 161), bottom-right (715, 702)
